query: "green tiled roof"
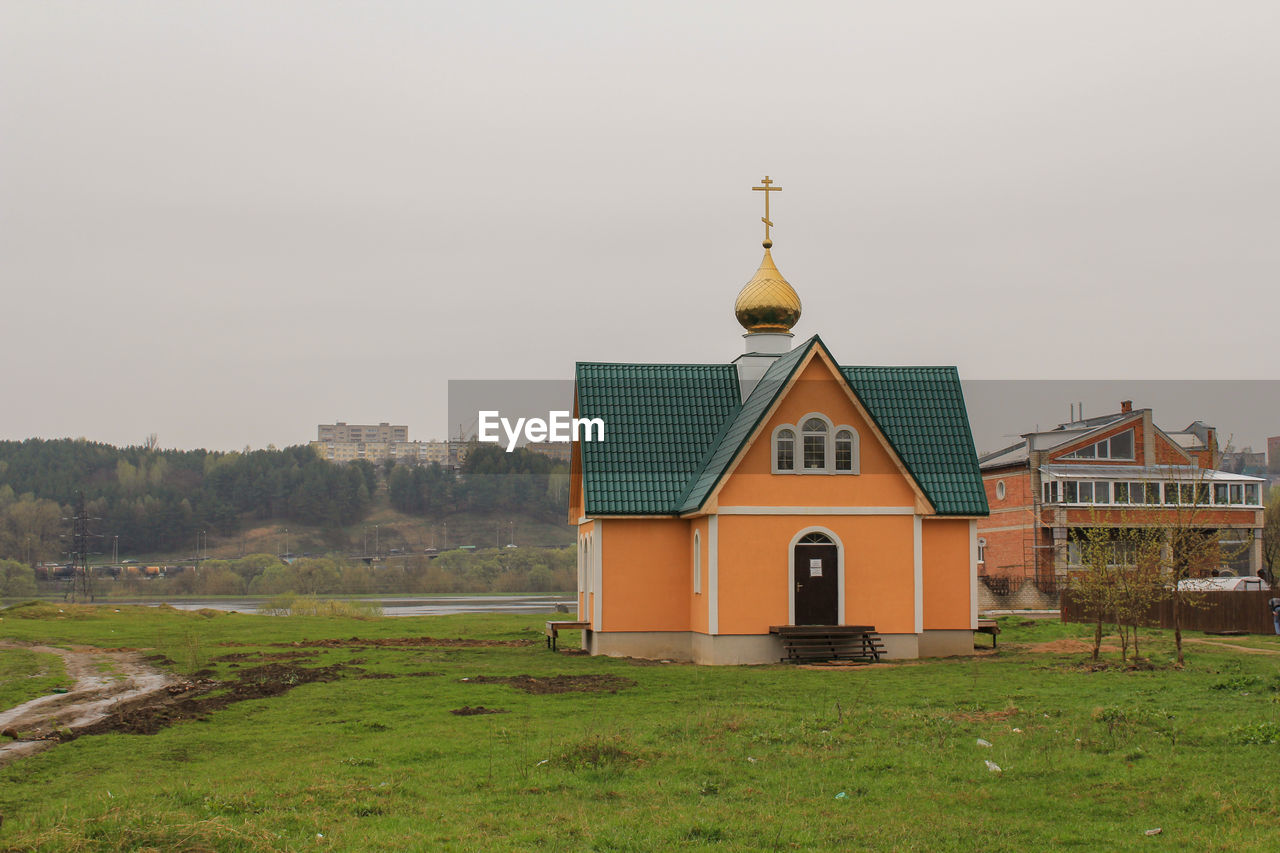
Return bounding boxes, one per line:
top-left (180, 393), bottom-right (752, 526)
top-left (677, 344), bottom-right (809, 513)
top-left (576, 363), bottom-right (740, 515)
top-left (575, 336), bottom-right (988, 517)
top-left (839, 365), bottom-right (989, 516)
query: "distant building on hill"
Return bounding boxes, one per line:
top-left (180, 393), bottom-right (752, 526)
top-left (318, 422), bottom-right (408, 443)
top-left (1269, 435), bottom-right (1280, 475)
top-left (1221, 447), bottom-right (1267, 477)
top-left (522, 442), bottom-right (572, 463)
top-left (311, 421), bottom-right (459, 466)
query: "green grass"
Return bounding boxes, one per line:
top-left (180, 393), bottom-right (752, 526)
top-left (0, 647), bottom-right (69, 710)
top-left (1, 608), bottom-right (1278, 851)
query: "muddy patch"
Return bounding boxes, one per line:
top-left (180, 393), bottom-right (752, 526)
top-left (355, 670), bottom-right (442, 679)
top-left (211, 650), bottom-right (320, 663)
top-left (74, 662), bottom-right (349, 737)
top-left (269, 636), bottom-right (535, 650)
top-left (451, 706), bottom-right (508, 716)
top-left (460, 674), bottom-right (636, 694)
top-left (0, 642), bottom-right (181, 764)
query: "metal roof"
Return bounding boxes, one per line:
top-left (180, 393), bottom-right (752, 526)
top-left (576, 336), bottom-right (989, 517)
top-left (1042, 464), bottom-right (1265, 482)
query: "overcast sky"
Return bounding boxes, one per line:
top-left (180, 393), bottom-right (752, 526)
top-left (3, 2), bottom-right (1278, 452)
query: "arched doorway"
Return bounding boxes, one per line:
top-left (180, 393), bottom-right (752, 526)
top-left (792, 530), bottom-right (840, 625)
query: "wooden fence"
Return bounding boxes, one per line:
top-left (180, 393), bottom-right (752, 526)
top-left (1060, 589), bottom-right (1278, 635)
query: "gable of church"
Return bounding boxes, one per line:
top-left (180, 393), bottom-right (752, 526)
top-left (714, 356), bottom-right (922, 509)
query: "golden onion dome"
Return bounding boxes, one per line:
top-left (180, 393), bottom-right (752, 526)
top-left (734, 246), bottom-right (801, 333)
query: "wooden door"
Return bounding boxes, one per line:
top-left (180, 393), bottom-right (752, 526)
top-left (794, 541), bottom-right (838, 625)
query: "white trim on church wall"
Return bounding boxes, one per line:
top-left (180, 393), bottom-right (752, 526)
top-left (717, 506), bottom-right (915, 516)
top-left (969, 519), bottom-right (979, 630)
top-left (786, 526), bottom-right (845, 626)
top-left (576, 534), bottom-right (583, 600)
top-left (693, 530), bottom-right (702, 595)
top-left (593, 521), bottom-right (603, 631)
top-left (708, 515), bottom-right (719, 635)
top-left (913, 515), bottom-right (923, 635)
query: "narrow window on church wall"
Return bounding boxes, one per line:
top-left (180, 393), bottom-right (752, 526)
top-left (776, 429), bottom-right (795, 471)
top-left (835, 430), bottom-right (854, 472)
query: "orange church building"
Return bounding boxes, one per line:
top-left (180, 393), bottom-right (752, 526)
top-left (569, 180), bottom-right (989, 664)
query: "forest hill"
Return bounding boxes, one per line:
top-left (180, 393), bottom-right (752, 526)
top-left (0, 439), bottom-right (569, 563)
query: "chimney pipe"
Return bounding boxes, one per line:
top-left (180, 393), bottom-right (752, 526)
top-left (1121, 400), bottom-right (1133, 413)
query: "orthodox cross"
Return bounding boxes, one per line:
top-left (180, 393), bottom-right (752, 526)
top-left (752, 175), bottom-right (782, 245)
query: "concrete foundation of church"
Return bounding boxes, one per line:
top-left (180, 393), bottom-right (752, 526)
top-left (917, 629), bottom-right (977, 658)
top-left (584, 629), bottom-right (977, 664)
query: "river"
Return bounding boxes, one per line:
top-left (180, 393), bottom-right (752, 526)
top-left (105, 594), bottom-right (576, 617)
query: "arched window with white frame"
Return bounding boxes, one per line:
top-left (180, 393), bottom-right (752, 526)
top-left (775, 428), bottom-right (795, 472)
top-left (802, 417), bottom-right (828, 470)
top-left (772, 415), bottom-right (859, 476)
top-left (835, 428), bottom-right (858, 473)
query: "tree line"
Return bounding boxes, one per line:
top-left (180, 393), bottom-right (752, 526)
top-left (385, 445), bottom-right (569, 522)
top-left (0, 438), bottom-right (572, 565)
top-left (0, 439), bottom-right (375, 561)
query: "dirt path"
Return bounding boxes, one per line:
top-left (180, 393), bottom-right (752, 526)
top-left (0, 641), bottom-right (179, 765)
top-left (1183, 638), bottom-right (1280, 656)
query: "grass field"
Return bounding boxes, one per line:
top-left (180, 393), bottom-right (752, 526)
top-left (0, 648), bottom-right (69, 711)
top-left (1, 605), bottom-right (1278, 851)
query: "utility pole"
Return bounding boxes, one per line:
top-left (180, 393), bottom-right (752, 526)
top-left (61, 492), bottom-right (100, 603)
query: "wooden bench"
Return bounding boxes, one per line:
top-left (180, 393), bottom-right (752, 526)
top-left (976, 619), bottom-right (1001, 648)
top-left (770, 625), bottom-right (886, 663)
top-left (545, 620), bottom-right (590, 651)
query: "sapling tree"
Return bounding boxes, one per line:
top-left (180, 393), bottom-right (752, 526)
top-left (1263, 486), bottom-right (1280, 584)
top-left (1068, 525), bottom-right (1119, 662)
top-left (1144, 470), bottom-right (1255, 666)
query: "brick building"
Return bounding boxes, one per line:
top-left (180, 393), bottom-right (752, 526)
top-left (977, 401), bottom-right (1265, 596)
